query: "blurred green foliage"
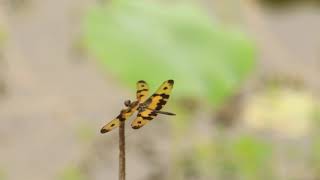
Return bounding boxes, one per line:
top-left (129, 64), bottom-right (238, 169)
top-left (313, 106), bottom-right (320, 126)
top-left (192, 136), bottom-right (273, 179)
top-left (0, 169), bottom-right (7, 180)
top-left (193, 142), bottom-right (217, 176)
top-left (84, 0), bottom-right (255, 106)
top-left (59, 166), bottom-right (85, 180)
top-left (0, 27), bottom-right (6, 45)
top-left (260, 0), bottom-right (320, 8)
top-left (312, 107), bottom-right (320, 172)
top-left (75, 123), bottom-right (96, 143)
top-left (231, 136), bottom-right (273, 179)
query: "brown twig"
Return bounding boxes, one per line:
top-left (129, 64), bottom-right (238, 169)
top-left (119, 121), bottom-right (126, 180)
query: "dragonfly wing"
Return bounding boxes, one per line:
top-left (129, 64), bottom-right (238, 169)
top-left (131, 116), bottom-right (151, 129)
top-left (100, 118), bottom-right (120, 133)
top-left (101, 103), bottom-right (139, 133)
top-left (136, 80), bottom-right (149, 102)
top-left (131, 80), bottom-right (174, 129)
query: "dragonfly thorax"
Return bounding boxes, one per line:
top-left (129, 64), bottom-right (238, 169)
top-left (137, 103), bottom-right (147, 112)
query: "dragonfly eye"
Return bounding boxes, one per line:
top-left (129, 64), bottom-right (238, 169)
top-left (124, 100), bottom-right (131, 107)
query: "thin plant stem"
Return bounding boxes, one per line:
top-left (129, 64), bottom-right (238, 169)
top-left (119, 121), bottom-right (126, 180)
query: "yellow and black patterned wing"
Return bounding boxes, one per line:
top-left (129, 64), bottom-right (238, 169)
top-left (136, 80), bottom-right (149, 102)
top-left (131, 80), bottom-right (174, 129)
top-left (100, 101), bottom-right (139, 133)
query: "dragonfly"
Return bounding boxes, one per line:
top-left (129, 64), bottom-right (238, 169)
top-left (100, 80), bottom-right (175, 133)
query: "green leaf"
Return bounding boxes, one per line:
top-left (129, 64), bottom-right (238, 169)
top-left (84, 0), bottom-right (255, 106)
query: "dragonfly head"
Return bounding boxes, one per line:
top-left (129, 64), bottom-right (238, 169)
top-left (124, 100), bottom-right (131, 107)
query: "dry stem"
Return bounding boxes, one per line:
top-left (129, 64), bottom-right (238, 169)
top-left (119, 121), bottom-right (125, 180)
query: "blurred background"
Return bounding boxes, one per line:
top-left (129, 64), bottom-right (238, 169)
top-left (0, 0), bottom-right (320, 179)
